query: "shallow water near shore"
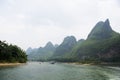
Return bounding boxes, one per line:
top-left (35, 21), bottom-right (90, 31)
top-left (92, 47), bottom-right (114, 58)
top-left (0, 62), bottom-right (120, 80)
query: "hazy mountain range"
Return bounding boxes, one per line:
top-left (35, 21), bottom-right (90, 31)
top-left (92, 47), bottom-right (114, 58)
top-left (26, 19), bottom-right (120, 62)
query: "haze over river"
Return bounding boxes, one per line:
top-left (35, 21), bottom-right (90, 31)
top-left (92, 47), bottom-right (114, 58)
top-left (0, 62), bottom-right (120, 80)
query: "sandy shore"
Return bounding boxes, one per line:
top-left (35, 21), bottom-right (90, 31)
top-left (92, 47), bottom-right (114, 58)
top-left (0, 63), bottom-right (25, 66)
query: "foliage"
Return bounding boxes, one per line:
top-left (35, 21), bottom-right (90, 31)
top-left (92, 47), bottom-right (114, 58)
top-left (0, 41), bottom-right (27, 63)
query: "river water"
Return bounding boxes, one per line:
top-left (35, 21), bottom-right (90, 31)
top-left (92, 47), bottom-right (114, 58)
top-left (0, 62), bottom-right (120, 80)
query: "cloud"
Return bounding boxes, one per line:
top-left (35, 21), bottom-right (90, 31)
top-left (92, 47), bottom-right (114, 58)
top-left (0, 0), bottom-right (120, 49)
top-left (0, 0), bottom-right (99, 27)
top-left (97, 0), bottom-right (120, 32)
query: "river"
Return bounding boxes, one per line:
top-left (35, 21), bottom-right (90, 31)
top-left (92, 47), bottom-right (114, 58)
top-left (0, 62), bottom-right (120, 80)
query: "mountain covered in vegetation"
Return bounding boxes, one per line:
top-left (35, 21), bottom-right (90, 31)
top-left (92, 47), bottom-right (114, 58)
top-left (27, 42), bottom-right (57, 61)
top-left (87, 19), bottom-right (113, 40)
top-left (0, 41), bottom-right (27, 63)
top-left (27, 19), bottom-right (120, 63)
top-left (52, 36), bottom-right (77, 59)
top-left (69, 19), bottom-right (120, 62)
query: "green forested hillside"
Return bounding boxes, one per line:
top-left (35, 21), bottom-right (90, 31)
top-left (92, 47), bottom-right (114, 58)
top-left (69, 19), bottom-right (120, 62)
top-left (26, 19), bottom-right (120, 63)
top-left (0, 41), bottom-right (27, 63)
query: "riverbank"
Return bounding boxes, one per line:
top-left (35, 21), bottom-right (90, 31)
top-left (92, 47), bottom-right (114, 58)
top-left (0, 63), bottom-right (25, 66)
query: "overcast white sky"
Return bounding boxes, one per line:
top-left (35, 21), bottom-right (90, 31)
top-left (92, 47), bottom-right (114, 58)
top-left (0, 0), bottom-right (120, 50)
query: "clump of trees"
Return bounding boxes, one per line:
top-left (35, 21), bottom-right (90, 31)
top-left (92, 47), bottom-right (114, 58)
top-left (0, 40), bottom-right (27, 63)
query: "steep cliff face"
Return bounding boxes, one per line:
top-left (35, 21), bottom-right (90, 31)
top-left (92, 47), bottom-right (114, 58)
top-left (87, 19), bottom-right (113, 40)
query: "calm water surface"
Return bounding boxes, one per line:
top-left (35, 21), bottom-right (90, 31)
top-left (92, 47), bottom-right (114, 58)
top-left (0, 62), bottom-right (120, 80)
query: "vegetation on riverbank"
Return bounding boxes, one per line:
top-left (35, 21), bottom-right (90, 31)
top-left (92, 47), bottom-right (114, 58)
top-left (0, 41), bottom-right (27, 63)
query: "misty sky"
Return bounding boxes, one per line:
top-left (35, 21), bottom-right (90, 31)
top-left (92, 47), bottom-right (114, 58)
top-left (0, 0), bottom-right (120, 50)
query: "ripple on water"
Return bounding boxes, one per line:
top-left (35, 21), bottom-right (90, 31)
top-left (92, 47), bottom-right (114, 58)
top-left (0, 62), bottom-right (120, 80)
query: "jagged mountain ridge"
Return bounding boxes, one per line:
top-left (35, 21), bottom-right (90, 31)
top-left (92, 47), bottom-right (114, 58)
top-left (27, 19), bottom-right (120, 62)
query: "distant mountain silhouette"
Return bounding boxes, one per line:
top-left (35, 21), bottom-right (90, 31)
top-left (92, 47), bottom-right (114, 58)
top-left (27, 19), bottom-right (120, 63)
top-left (27, 42), bottom-right (56, 61)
